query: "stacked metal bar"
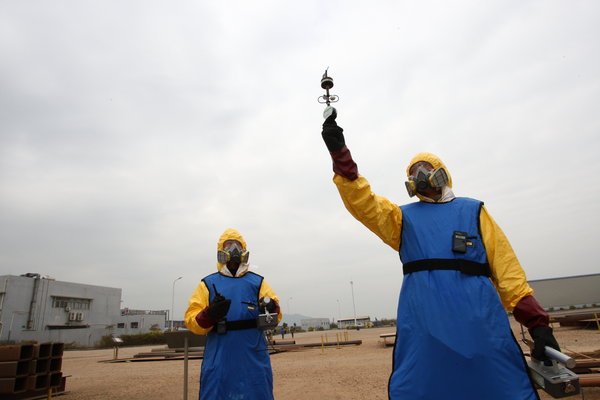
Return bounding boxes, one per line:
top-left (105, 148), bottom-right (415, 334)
top-left (0, 342), bottom-right (65, 398)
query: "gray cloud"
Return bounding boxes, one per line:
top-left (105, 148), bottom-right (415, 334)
top-left (1, 1), bottom-right (599, 321)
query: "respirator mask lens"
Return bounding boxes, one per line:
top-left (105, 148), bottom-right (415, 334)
top-left (223, 241), bottom-right (243, 252)
top-left (217, 240), bottom-right (249, 264)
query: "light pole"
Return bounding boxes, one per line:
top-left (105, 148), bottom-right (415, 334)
top-left (350, 281), bottom-right (357, 327)
top-left (336, 299), bottom-right (341, 322)
top-left (171, 276), bottom-right (182, 331)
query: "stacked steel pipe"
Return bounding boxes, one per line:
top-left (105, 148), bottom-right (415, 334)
top-left (0, 342), bottom-right (65, 398)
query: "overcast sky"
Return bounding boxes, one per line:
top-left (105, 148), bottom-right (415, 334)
top-left (1, 1), bottom-right (599, 322)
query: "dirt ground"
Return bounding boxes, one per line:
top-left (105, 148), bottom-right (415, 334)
top-left (58, 319), bottom-right (599, 400)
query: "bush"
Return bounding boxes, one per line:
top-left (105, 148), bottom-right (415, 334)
top-left (63, 342), bottom-right (86, 350)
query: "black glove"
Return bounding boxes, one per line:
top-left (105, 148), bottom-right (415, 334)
top-left (259, 297), bottom-right (277, 313)
top-left (321, 107), bottom-right (345, 152)
top-left (207, 293), bottom-right (231, 321)
top-left (531, 326), bottom-right (561, 363)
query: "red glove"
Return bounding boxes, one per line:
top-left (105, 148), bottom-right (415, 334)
top-left (195, 307), bottom-right (217, 329)
top-left (331, 147), bottom-right (359, 181)
top-left (512, 295), bottom-right (549, 330)
top-left (513, 295), bottom-right (561, 362)
top-left (321, 110), bottom-right (358, 181)
top-left (271, 300), bottom-right (281, 316)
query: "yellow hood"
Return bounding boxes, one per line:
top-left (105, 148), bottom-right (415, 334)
top-left (406, 152), bottom-right (453, 201)
top-left (216, 228), bottom-right (248, 271)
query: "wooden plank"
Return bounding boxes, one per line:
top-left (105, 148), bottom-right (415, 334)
top-left (579, 373), bottom-right (600, 387)
top-left (575, 359), bottom-right (600, 368)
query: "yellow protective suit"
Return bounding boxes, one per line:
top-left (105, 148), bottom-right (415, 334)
top-left (184, 229), bottom-right (282, 400)
top-left (184, 228), bottom-right (281, 334)
top-left (332, 153), bottom-right (533, 311)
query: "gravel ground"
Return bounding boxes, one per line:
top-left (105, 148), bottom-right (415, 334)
top-left (57, 320), bottom-right (600, 400)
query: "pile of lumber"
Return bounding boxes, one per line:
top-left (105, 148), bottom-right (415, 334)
top-left (567, 350), bottom-right (600, 387)
top-left (103, 339), bottom-right (362, 363)
top-left (550, 312), bottom-right (600, 329)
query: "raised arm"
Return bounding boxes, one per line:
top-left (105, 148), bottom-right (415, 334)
top-left (321, 107), bottom-right (402, 251)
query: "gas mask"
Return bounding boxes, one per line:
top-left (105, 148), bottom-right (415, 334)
top-left (217, 241), bottom-right (249, 265)
top-left (405, 165), bottom-right (449, 197)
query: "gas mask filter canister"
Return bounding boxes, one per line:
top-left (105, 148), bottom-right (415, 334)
top-left (405, 166), bottom-right (449, 197)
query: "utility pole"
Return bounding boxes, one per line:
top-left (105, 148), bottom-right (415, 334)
top-left (171, 276), bottom-right (182, 331)
top-left (350, 281), bottom-right (357, 327)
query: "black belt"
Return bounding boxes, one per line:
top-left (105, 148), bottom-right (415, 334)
top-left (225, 318), bottom-right (257, 331)
top-left (402, 258), bottom-right (491, 277)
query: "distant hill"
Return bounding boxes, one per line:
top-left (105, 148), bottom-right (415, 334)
top-left (279, 313), bottom-right (320, 327)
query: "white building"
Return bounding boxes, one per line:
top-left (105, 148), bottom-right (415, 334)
top-left (116, 308), bottom-right (168, 335)
top-left (0, 273), bottom-right (167, 346)
top-left (300, 318), bottom-right (330, 331)
top-left (337, 316), bottom-right (371, 329)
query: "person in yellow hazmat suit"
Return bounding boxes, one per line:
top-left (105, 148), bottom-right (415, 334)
top-left (185, 228), bottom-right (281, 400)
top-left (320, 106), bottom-right (560, 400)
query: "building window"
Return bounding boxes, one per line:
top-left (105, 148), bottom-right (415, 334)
top-left (130, 322), bottom-right (138, 329)
top-left (117, 323), bottom-right (125, 328)
top-left (52, 296), bottom-right (92, 310)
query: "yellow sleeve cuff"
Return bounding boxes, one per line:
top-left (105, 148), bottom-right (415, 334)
top-left (184, 281), bottom-right (212, 335)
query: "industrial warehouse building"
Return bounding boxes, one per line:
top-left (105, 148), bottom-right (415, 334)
top-left (0, 273), bottom-right (168, 347)
top-left (528, 273), bottom-right (600, 309)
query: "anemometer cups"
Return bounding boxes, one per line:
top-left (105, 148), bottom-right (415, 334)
top-left (321, 75), bottom-right (334, 90)
top-left (319, 69), bottom-right (339, 105)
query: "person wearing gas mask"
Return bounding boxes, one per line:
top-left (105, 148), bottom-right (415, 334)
top-left (320, 107), bottom-right (560, 400)
top-left (185, 228), bottom-right (282, 400)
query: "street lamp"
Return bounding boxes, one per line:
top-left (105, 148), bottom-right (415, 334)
top-left (350, 281), bottom-right (357, 327)
top-left (336, 299), bottom-right (341, 322)
top-left (171, 276), bottom-right (183, 331)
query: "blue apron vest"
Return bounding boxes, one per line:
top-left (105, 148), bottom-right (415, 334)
top-left (199, 271), bottom-right (274, 400)
top-left (389, 197), bottom-right (538, 400)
